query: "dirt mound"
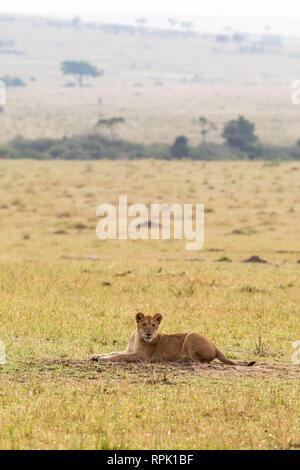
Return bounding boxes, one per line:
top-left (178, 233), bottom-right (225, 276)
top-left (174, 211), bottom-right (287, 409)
top-left (242, 255), bottom-right (268, 264)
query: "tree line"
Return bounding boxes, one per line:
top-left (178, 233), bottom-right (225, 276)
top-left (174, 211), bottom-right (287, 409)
top-left (1, 115), bottom-right (300, 161)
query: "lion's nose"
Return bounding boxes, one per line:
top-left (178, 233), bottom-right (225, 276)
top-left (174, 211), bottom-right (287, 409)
top-left (146, 333), bottom-right (151, 337)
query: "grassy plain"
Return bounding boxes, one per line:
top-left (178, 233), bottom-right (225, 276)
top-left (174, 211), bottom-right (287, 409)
top-left (0, 159), bottom-right (299, 449)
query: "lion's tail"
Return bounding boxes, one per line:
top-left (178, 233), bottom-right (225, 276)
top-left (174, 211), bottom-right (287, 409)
top-left (216, 349), bottom-right (256, 367)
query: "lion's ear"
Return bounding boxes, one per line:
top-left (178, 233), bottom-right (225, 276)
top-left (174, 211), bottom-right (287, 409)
top-left (135, 312), bottom-right (145, 322)
top-left (154, 313), bottom-right (163, 324)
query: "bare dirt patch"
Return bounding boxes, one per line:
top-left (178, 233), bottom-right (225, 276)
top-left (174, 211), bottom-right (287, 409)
top-left (6, 359), bottom-right (299, 384)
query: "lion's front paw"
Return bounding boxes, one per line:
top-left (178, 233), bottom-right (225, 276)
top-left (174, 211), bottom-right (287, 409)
top-left (90, 355), bottom-right (101, 362)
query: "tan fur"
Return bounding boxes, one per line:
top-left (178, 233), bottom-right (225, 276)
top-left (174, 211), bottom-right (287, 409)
top-left (91, 312), bottom-right (256, 366)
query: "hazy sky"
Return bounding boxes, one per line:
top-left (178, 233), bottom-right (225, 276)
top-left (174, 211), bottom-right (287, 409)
top-left (1, 0), bottom-right (300, 18)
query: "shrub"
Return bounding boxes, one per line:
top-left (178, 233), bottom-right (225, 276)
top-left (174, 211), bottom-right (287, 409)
top-left (0, 144), bottom-right (11, 157)
top-left (6, 134), bottom-right (144, 160)
top-left (1, 75), bottom-right (26, 87)
top-left (63, 82), bottom-right (76, 88)
top-left (222, 115), bottom-right (257, 150)
top-left (170, 136), bottom-right (190, 158)
top-left (190, 143), bottom-right (241, 160)
top-left (2, 133), bottom-right (300, 161)
top-left (286, 146), bottom-right (300, 161)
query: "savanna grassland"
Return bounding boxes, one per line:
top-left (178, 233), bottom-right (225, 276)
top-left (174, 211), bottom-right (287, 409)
top-left (0, 159), bottom-right (300, 450)
top-left (1, 15), bottom-right (300, 146)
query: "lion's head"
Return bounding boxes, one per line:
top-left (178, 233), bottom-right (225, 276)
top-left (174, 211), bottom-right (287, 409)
top-left (135, 312), bottom-right (163, 342)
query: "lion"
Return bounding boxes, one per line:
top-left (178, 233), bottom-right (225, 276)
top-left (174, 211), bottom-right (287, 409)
top-left (91, 312), bottom-right (256, 366)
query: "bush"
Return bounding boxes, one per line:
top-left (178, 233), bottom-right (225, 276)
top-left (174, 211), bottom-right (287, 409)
top-left (286, 146), bottom-right (300, 161)
top-left (244, 143), bottom-right (292, 161)
top-left (143, 143), bottom-right (171, 159)
top-left (0, 39), bottom-right (15, 47)
top-left (170, 136), bottom-right (190, 158)
top-left (9, 137), bottom-right (56, 158)
top-left (2, 132), bottom-right (300, 161)
top-left (1, 75), bottom-right (26, 87)
top-left (0, 144), bottom-right (11, 157)
top-left (222, 116), bottom-right (257, 150)
top-left (190, 143), bottom-right (241, 160)
top-left (6, 134), bottom-right (145, 160)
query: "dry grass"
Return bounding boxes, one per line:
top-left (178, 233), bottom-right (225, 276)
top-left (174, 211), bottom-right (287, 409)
top-left (0, 159), bottom-right (300, 449)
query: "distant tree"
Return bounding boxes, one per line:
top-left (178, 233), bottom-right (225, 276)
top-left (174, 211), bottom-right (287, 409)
top-left (168, 17), bottom-right (177, 28)
top-left (198, 117), bottom-right (217, 143)
top-left (170, 136), bottom-right (190, 158)
top-left (0, 79), bottom-right (5, 107)
top-left (135, 18), bottom-right (147, 27)
top-left (1, 75), bottom-right (26, 87)
top-left (96, 117), bottom-right (125, 138)
top-left (216, 34), bottom-right (228, 43)
top-left (232, 33), bottom-right (245, 43)
top-left (222, 116), bottom-right (257, 150)
top-left (71, 16), bottom-right (81, 30)
top-left (0, 39), bottom-right (15, 47)
top-left (60, 61), bottom-right (103, 87)
top-left (181, 21), bottom-right (193, 32)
